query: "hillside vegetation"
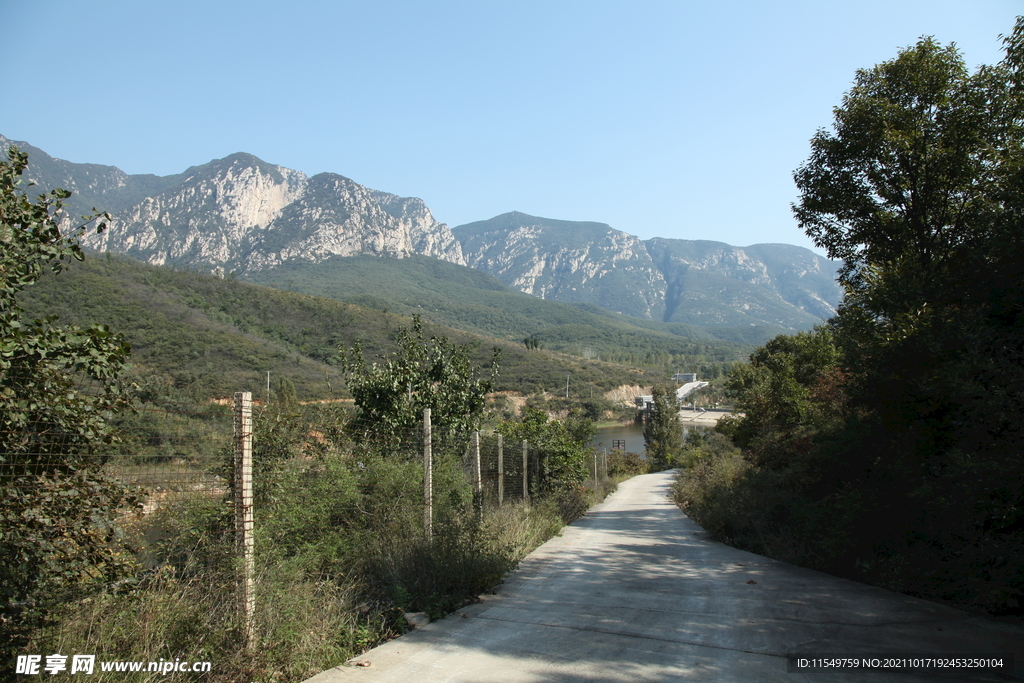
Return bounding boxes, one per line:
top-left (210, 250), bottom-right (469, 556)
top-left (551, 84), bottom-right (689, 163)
top-left (243, 253), bottom-right (754, 376)
top-left (18, 252), bottom-right (690, 400)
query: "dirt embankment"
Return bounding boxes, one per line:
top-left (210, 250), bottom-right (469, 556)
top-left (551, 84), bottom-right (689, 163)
top-left (489, 391), bottom-right (528, 413)
top-left (604, 385), bottom-right (649, 406)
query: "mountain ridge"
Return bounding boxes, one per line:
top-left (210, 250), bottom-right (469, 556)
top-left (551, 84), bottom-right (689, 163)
top-left (2, 134), bottom-right (840, 332)
top-left (454, 212), bottom-right (840, 328)
top-left (0, 134), bottom-right (466, 274)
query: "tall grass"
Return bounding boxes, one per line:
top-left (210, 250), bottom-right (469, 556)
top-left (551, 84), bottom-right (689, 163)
top-left (28, 440), bottom-right (616, 682)
top-left (36, 540), bottom-right (384, 682)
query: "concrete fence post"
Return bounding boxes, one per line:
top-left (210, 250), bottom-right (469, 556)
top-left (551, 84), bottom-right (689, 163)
top-left (522, 440), bottom-right (528, 503)
top-left (473, 431), bottom-right (482, 497)
top-left (472, 431), bottom-right (483, 514)
top-left (424, 408), bottom-right (432, 541)
top-left (233, 392), bottom-right (255, 647)
top-left (497, 433), bottom-right (504, 505)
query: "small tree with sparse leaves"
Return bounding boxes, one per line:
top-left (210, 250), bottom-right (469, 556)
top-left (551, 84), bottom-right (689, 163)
top-left (643, 385), bottom-right (682, 471)
top-left (339, 315), bottom-right (499, 450)
top-left (0, 147), bottom-right (138, 658)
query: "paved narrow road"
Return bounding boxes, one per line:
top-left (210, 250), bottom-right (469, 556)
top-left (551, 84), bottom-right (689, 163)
top-left (306, 472), bottom-right (1024, 682)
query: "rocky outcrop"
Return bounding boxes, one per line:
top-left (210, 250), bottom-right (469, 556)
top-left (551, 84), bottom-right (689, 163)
top-left (83, 154), bottom-right (308, 269)
top-left (1, 135), bottom-right (465, 274)
top-left (83, 156), bottom-right (466, 273)
top-left (371, 191), bottom-right (466, 266)
top-left (4, 134), bottom-right (840, 331)
top-left (455, 213), bottom-right (842, 329)
top-left (456, 212), bottom-right (668, 319)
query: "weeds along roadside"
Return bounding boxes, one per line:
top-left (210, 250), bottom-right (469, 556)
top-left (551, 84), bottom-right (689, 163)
top-left (670, 422), bottom-right (1024, 618)
top-left (27, 403), bottom-right (620, 683)
top-left (669, 428), bottom-right (851, 572)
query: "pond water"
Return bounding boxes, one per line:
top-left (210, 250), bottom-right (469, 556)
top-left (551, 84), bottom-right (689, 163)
top-left (590, 422), bottom-right (707, 454)
top-left (590, 423), bottom-right (645, 453)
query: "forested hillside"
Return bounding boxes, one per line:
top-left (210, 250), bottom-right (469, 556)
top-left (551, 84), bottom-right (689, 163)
top-left (18, 252), bottom-right (681, 400)
top-left (241, 253), bottom-right (758, 372)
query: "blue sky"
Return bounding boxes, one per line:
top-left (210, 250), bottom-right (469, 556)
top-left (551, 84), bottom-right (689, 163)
top-left (2, 1), bottom-right (1019, 253)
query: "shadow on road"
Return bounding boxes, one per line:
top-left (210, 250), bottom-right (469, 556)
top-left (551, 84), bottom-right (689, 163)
top-left (306, 472), bottom-right (1024, 683)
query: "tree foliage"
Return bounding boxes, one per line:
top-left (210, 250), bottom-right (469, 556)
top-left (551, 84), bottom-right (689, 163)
top-left (792, 23), bottom-right (1024, 457)
top-left (0, 147), bottom-right (137, 655)
top-left (793, 33), bottom-right (1022, 304)
top-left (642, 385), bottom-right (682, 471)
top-left (700, 20), bottom-right (1024, 614)
top-left (340, 315), bottom-right (500, 447)
top-left (497, 407), bottom-right (591, 493)
top-left (720, 327), bottom-right (842, 468)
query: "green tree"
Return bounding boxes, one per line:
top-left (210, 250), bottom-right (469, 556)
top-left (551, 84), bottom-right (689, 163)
top-left (793, 31), bottom-right (1022, 307)
top-left (680, 19), bottom-right (1024, 617)
top-left (0, 147), bottom-right (137, 656)
top-left (791, 22), bottom-right (1024, 457)
top-left (340, 315), bottom-right (500, 447)
top-left (792, 26), bottom-right (1024, 385)
top-left (643, 385), bottom-right (682, 471)
top-left (498, 407), bottom-right (590, 493)
top-left (719, 327), bottom-right (842, 467)
top-left (779, 20), bottom-right (1024, 611)
top-left (274, 375), bottom-right (298, 407)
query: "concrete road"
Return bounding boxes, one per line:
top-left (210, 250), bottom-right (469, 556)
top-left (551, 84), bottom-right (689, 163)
top-left (678, 408), bottom-right (734, 427)
top-left (305, 472), bottom-right (1024, 682)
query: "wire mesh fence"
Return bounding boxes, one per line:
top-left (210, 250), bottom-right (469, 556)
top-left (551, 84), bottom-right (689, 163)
top-left (467, 431), bottom-right (608, 507)
top-left (3, 373), bottom-right (608, 673)
top-left (1, 370), bottom-right (235, 659)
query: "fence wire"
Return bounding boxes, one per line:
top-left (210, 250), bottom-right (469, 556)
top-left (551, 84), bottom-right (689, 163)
top-left (2, 375), bottom-right (608, 674)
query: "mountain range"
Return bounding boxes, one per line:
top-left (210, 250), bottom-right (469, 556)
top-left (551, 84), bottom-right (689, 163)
top-left (455, 213), bottom-right (839, 328)
top-left (1, 134), bottom-right (841, 335)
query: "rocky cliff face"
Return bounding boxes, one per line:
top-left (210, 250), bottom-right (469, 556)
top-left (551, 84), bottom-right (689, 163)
top-left (4, 134), bottom-right (839, 331)
top-left (456, 212), bottom-right (668, 319)
top-left (455, 213), bottom-right (841, 329)
top-left (370, 191), bottom-right (465, 265)
top-left (83, 154), bottom-right (309, 270)
top-left (0, 135), bottom-right (466, 274)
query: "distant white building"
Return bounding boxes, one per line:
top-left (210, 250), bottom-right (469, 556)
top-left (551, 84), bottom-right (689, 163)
top-left (676, 381), bottom-right (709, 401)
top-left (673, 372), bottom-right (698, 383)
top-left (635, 379), bottom-right (708, 412)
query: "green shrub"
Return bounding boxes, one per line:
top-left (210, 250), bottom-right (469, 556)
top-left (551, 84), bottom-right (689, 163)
top-left (31, 398), bottom-right (621, 682)
top-left (673, 449), bottom-right (752, 544)
top-left (674, 429), bottom-right (737, 469)
top-left (607, 450), bottom-right (647, 477)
